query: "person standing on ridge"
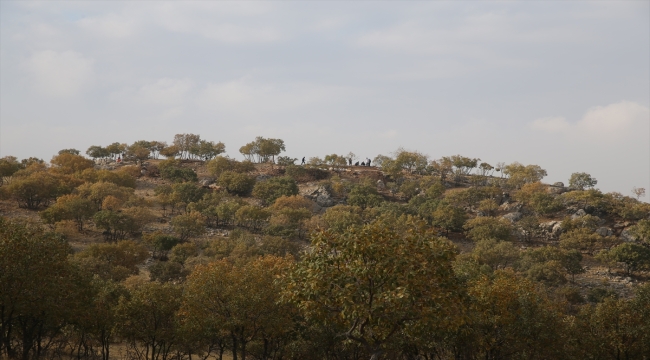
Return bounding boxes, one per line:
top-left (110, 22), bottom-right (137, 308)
top-left (368, 158), bottom-right (372, 167)
top-left (301, 157), bottom-right (306, 165)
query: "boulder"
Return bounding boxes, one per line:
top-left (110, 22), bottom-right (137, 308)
top-left (300, 184), bottom-right (334, 208)
top-left (595, 227), bottom-right (613, 237)
top-left (502, 212), bottom-right (522, 223)
top-left (499, 202), bottom-right (522, 212)
top-left (539, 220), bottom-right (563, 238)
top-left (553, 182), bottom-right (565, 187)
top-left (620, 229), bottom-right (637, 242)
top-left (547, 186), bottom-right (566, 195)
top-left (539, 220), bottom-right (559, 232)
top-left (571, 209), bottom-right (587, 219)
top-left (199, 178), bottom-right (215, 187)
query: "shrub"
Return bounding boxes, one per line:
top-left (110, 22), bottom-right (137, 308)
top-left (347, 184), bottom-right (384, 209)
top-left (285, 165), bottom-right (328, 182)
top-left (252, 176), bottom-right (299, 204)
top-left (159, 159), bottom-right (198, 182)
top-left (207, 156), bottom-right (255, 177)
top-left (171, 211), bottom-right (206, 241)
top-left (217, 171), bottom-right (256, 196)
top-left (464, 216), bottom-right (514, 242)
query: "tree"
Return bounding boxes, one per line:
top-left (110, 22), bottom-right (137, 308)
top-left (464, 270), bottom-right (566, 359)
top-left (86, 146), bottom-right (110, 160)
top-left (74, 240), bottom-right (149, 281)
top-left (631, 186), bottom-right (646, 200)
top-left (559, 228), bottom-right (617, 255)
top-left (159, 160), bottom-right (198, 183)
top-left (143, 232), bottom-right (181, 259)
top-left (40, 194), bottom-right (96, 231)
top-left (252, 176), bottom-right (299, 204)
top-left (235, 205), bottom-right (270, 231)
top-left (239, 136), bottom-right (286, 163)
top-left (207, 156), bottom-right (255, 177)
top-left (629, 219), bottom-right (650, 246)
top-left (285, 220), bottom-right (462, 360)
top-left (8, 171), bottom-right (75, 209)
top-left (106, 142), bottom-right (127, 159)
top-left (569, 172), bottom-right (598, 190)
top-left (257, 137), bottom-right (285, 163)
top-left (191, 140), bottom-right (226, 161)
top-left (93, 210), bottom-right (139, 242)
top-left (126, 143), bottom-right (151, 164)
top-left (217, 171), bottom-right (256, 196)
top-left (0, 156), bottom-right (21, 183)
top-left (503, 162), bottom-right (547, 189)
top-left (77, 181), bottom-right (134, 210)
top-left (171, 182), bottom-right (206, 212)
top-left (347, 183), bottom-right (384, 209)
top-left (0, 217), bottom-right (86, 360)
top-left (116, 282), bottom-right (182, 360)
top-left (471, 238), bottom-right (520, 270)
top-left (181, 256), bottom-right (295, 360)
top-left (431, 205), bottom-right (467, 235)
top-left (50, 153), bottom-right (95, 174)
top-left (606, 243), bottom-right (650, 275)
top-left (173, 133), bottom-right (201, 159)
top-left (160, 145), bottom-right (180, 159)
top-left (464, 216), bottom-right (513, 242)
top-left (171, 211), bottom-right (206, 241)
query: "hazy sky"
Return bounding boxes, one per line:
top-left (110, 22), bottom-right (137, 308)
top-left (1, 1), bottom-right (648, 196)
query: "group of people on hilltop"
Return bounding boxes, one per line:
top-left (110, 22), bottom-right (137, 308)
top-left (300, 157), bottom-right (372, 167)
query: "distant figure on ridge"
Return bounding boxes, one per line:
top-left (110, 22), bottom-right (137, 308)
top-left (348, 158), bottom-right (352, 166)
top-left (355, 161), bottom-right (359, 166)
top-left (361, 161), bottom-right (366, 166)
top-left (301, 157), bottom-right (306, 165)
top-left (367, 158), bottom-right (372, 167)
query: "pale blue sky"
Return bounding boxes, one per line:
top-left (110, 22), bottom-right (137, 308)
top-left (1, 1), bottom-right (648, 196)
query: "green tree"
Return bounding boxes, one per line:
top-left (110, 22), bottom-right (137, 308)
top-left (0, 217), bottom-right (86, 360)
top-left (0, 156), bottom-right (22, 182)
top-left (50, 152), bottom-right (95, 174)
top-left (285, 220), bottom-right (461, 360)
top-left (503, 162), bottom-right (547, 189)
top-left (171, 211), bottom-right (206, 241)
top-left (74, 240), bottom-right (149, 281)
top-left (432, 205), bottom-right (467, 235)
top-left (207, 156), bottom-right (255, 177)
top-left (191, 140), bottom-right (226, 161)
top-left (218, 171), bottom-right (256, 196)
top-left (116, 282), bottom-right (182, 360)
top-left (8, 171), bottom-right (75, 209)
top-left (606, 243), bottom-right (650, 275)
top-left (40, 194), bottom-right (96, 231)
top-left (569, 172), bottom-right (598, 190)
top-left (464, 216), bottom-right (513, 242)
top-left (181, 256), bottom-right (295, 360)
top-left (93, 210), bottom-right (139, 242)
top-left (159, 160), bottom-right (198, 183)
top-left (471, 239), bottom-right (520, 270)
top-left (252, 176), bottom-right (298, 204)
top-left (347, 183), bottom-right (384, 209)
top-left (173, 133), bottom-right (201, 159)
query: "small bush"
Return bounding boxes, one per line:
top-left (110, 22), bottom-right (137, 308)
top-left (285, 165), bottom-right (328, 182)
top-left (217, 171), bottom-right (256, 196)
top-left (252, 176), bottom-right (299, 204)
top-left (207, 156), bottom-right (255, 177)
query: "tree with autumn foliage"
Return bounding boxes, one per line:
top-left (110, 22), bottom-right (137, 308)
top-left (180, 255), bottom-right (295, 360)
top-left (284, 219), bottom-right (462, 360)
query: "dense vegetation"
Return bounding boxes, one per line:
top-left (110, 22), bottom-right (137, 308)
top-left (1, 134), bottom-right (649, 360)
